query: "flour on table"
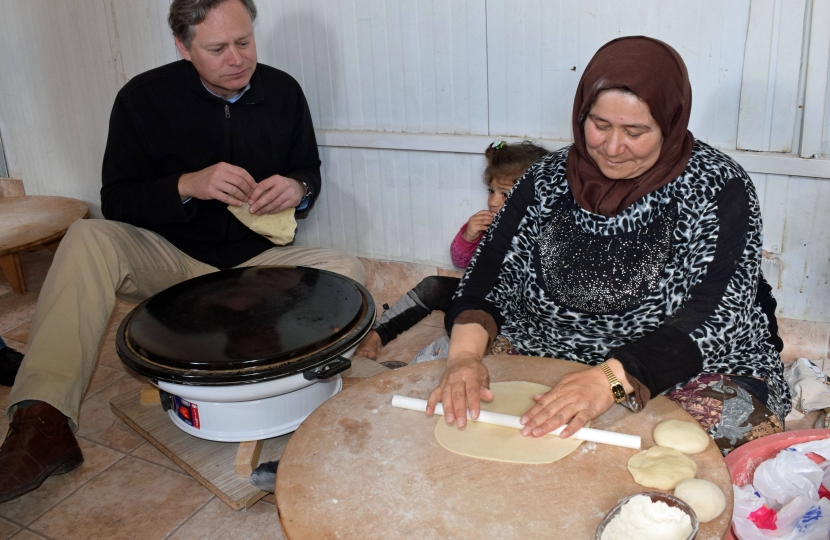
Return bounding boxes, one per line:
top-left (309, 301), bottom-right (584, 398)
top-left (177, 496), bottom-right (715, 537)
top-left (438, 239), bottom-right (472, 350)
top-left (601, 494), bottom-right (693, 540)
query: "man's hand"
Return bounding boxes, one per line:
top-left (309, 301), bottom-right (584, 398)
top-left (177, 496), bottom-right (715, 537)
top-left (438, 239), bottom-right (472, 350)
top-left (178, 162), bottom-right (256, 206)
top-left (248, 174), bottom-right (306, 215)
top-left (462, 210), bottom-right (495, 242)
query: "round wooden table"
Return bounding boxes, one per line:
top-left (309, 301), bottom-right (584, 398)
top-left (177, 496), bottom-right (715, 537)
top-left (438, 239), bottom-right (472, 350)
top-left (276, 356), bottom-right (733, 539)
top-left (0, 196), bottom-right (89, 294)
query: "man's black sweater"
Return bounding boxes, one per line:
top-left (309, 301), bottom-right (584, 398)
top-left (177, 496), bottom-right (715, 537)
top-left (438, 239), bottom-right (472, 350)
top-left (101, 60), bottom-right (321, 268)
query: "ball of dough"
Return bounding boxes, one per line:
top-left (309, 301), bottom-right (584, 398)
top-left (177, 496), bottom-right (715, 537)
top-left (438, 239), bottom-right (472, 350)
top-left (627, 446), bottom-right (697, 490)
top-left (653, 419), bottom-right (710, 454)
top-left (673, 478), bottom-right (726, 523)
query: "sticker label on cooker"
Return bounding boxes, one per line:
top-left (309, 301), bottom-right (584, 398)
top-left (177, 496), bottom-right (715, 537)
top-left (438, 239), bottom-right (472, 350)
top-left (172, 396), bottom-right (200, 429)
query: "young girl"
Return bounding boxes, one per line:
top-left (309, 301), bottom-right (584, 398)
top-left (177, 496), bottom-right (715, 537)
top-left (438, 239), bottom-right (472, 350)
top-left (355, 141), bottom-right (549, 360)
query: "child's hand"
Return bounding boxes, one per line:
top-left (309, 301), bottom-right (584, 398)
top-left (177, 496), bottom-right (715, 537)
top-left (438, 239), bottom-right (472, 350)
top-left (463, 210), bottom-right (495, 242)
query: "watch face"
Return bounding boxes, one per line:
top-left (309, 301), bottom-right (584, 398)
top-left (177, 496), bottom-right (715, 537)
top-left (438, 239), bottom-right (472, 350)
top-left (612, 385), bottom-right (626, 403)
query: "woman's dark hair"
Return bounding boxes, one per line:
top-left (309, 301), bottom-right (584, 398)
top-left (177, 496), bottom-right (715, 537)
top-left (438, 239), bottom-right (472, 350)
top-left (169, 0), bottom-right (257, 49)
top-left (483, 141), bottom-right (549, 185)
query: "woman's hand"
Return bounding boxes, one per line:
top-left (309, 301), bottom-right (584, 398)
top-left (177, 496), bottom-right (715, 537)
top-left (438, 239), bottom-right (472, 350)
top-left (426, 323), bottom-right (492, 427)
top-left (519, 360), bottom-right (631, 438)
top-left (426, 353), bottom-right (493, 427)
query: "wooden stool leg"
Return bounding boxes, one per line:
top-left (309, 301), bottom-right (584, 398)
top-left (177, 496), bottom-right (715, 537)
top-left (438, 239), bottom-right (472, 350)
top-left (234, 440), bottom-right (264, 478)
top-left (0, 253), bottom-right (26, 294)
top-left (139, 384), bottom-right (161, 405)
top-left (44, 239), bottom-right (62, 253)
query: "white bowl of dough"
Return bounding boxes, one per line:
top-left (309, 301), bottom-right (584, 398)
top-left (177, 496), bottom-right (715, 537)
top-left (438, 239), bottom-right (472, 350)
top-left (596, 492), bottom-right (699, 540)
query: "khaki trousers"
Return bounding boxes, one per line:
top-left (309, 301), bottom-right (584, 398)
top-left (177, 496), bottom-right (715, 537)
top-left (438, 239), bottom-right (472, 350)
top-left (8, 219), bottom-right (366, 429)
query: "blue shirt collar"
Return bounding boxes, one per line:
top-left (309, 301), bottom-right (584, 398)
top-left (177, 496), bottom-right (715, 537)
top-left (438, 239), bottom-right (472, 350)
top-left (201, 81), bottom-right (251, 103)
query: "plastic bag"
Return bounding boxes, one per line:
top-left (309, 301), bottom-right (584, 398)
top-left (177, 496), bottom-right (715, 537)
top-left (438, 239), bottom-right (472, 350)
top-left (790, 440), bottom-right (830, 461)
top-left (784, 359), bottom-right (830, 414)
top-left (734, 493), bottom-right (830, 539)
top-left (774, 497), bottom-right (821, 536)
top-left (784, 358), bottom-right (830, 429)
top-left (754, 449), bottom-right (823, 507)
top-left (791, 439), bottom-right (830, 501)
top-left (733, 485), bottom-right (775, 538)
top-left (411, 335), bottom-right (449, 364)
top-left (732, 439), bottom-right (830, 539)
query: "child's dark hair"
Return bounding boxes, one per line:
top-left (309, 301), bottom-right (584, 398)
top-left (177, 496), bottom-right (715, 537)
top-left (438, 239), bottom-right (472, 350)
top-left (483, 141), bottom-right (548, 185)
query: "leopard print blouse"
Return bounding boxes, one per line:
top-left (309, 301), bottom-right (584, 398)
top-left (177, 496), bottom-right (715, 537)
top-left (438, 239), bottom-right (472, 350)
top-left (448, 140), bottom-right (791, 421)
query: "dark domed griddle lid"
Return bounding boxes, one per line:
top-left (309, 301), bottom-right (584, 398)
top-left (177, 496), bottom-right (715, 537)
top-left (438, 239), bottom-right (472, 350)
top-left (116, 266), bottom-right (375, 384)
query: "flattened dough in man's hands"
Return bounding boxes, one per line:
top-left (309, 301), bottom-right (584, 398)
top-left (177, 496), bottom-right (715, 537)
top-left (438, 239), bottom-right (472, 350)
top-left (228, 204), bottom-right (296, 245)
top-left (434, 381), bottom-right (590, 464)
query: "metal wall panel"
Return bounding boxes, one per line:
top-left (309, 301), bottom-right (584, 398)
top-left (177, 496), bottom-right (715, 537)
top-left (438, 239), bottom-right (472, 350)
top-left (753, 173), bottom-right (830, 322)
top-left (0, 135), bottom-right (7, 177)
top-left (296, 147), bottom-right (487, 267)
top-left (736, 0), bottom-right (806, 153)
top-left (255, 0), bottom-right (489, 135)
top-left (107, 0), bottom-right (179, 82)
top-left (0, 0), bottom-right (176, 214)
top-left (824, 81), bottom-right (830, 158)
top-left (0, 0), bottom-right (828, 319)
top-left (801, 0), bottom-right (830, 158)
top-left (485, 0), bottom-right (751, 149)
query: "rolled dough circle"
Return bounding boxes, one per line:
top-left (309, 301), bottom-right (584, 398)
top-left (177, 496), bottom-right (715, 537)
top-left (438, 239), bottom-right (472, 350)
top-left (673, 478), bottom-right (725, 523)
top-left (434, 381), bottom-right (590, 464)
top-left (627, 446), bottom-right (696, 490)
top-left (653, 419), bottom-right (710, 454)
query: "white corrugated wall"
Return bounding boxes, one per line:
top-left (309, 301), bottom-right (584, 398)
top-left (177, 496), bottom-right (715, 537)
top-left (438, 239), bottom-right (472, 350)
top-left (0, 0), bottom-right (828, 321)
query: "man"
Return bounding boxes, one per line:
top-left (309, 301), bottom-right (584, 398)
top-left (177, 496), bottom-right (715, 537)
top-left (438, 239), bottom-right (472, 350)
top-left (0, 0), bottom-right (364, 503)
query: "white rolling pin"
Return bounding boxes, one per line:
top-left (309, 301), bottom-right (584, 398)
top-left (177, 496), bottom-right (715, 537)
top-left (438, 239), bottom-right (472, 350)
top-left (391, 395), bottom-right (641, 450)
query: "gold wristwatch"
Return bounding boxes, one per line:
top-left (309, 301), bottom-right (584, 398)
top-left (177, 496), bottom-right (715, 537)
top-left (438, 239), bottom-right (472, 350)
top-left (600, 362), bottom-right (627, 404)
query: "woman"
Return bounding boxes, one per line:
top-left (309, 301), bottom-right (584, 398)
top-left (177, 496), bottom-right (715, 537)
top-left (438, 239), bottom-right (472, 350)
top-left (426, 36), bottom-right (789, 455)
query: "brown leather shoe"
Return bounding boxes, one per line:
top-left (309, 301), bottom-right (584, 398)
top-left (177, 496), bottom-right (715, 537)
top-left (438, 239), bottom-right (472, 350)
top-left (0, 402), bottom-right (84, 503)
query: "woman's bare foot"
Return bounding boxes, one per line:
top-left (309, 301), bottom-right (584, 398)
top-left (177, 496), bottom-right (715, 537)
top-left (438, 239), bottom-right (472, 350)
top-left (354, 330), bottom-right (383, 359)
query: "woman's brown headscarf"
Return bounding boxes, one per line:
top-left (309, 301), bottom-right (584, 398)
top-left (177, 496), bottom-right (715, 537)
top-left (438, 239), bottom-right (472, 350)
top-left (566, 36), bottom-right (694, 217)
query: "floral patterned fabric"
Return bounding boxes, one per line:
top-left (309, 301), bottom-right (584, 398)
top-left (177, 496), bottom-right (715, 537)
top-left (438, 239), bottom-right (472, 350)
top-left (666, 373), bottom-right (783, 455)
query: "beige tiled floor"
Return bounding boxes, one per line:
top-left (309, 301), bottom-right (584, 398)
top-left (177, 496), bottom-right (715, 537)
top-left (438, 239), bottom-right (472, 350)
top-left (1, 249), bottom-right (828, 539)
top-left (0, 250), bottom-right (450, 540)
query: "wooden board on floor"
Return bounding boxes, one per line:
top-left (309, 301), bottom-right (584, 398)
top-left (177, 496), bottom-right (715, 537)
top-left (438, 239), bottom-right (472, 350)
top-left (109, 357), bottom-right (391, 511)
top-left (110, 392), bottom-right (285, 510)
